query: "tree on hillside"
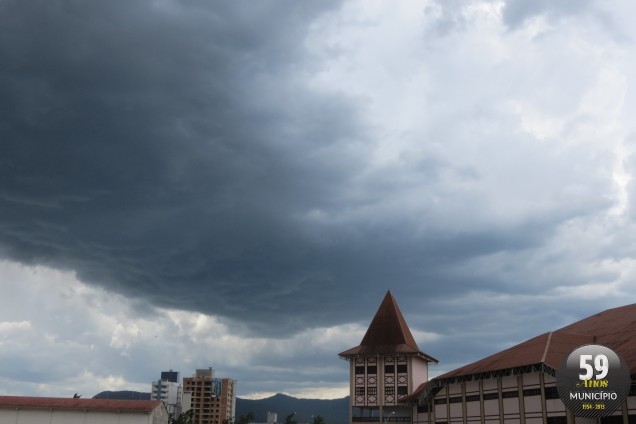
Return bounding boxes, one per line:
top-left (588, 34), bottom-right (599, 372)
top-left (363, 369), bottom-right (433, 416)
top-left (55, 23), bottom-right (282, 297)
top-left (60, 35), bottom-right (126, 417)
top-left (313, 415), bottom-right (325, 424)
top-left (237, 411), bottom-right (255, 424)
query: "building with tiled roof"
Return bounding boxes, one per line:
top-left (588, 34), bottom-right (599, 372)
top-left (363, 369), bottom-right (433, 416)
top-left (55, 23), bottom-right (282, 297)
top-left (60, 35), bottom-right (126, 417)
top-left (339, 291), bottom-right (438, 424)
top-left (400, 303), bottom-right (636, 424)
top-left (0, 396), bottom-right (168, 423)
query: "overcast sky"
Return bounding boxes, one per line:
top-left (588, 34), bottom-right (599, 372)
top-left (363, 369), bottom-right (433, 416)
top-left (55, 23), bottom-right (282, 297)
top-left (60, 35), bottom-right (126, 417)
top-left (2, 0), bottom-right (636, 400)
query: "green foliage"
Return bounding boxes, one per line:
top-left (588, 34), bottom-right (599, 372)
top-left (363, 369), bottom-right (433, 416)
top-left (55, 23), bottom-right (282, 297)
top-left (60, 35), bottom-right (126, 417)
top-left (172, 409), bottom-right (194, 424)
top-left (237, 411), bottom-right (255, 424)
top-left (285, 412), bottom-right (298, 424)
top-left (313, 415), bottom-right (325, 424)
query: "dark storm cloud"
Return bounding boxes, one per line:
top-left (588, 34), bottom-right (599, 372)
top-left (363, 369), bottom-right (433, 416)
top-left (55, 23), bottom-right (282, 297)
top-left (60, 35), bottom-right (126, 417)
top-left (0, 0), bottom-right (620, 340)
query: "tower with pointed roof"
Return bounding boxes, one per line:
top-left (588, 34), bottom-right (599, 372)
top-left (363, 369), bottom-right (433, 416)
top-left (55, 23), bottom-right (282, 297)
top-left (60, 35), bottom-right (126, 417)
top-left (339, 291), bottom-right (438, 424)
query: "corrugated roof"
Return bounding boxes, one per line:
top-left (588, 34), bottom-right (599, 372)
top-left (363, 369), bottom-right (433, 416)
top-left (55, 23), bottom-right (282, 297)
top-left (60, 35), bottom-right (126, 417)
top-left (0, 396), bottom-right (164, 413)
top-left (405, 303), bottom-right (636, 401)
top-left (339, 291), bottom-right (438, 362)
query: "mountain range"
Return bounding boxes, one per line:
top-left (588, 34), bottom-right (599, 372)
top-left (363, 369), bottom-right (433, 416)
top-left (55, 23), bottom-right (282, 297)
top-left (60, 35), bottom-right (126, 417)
top-left (93, 391), bottom-right (348, 424)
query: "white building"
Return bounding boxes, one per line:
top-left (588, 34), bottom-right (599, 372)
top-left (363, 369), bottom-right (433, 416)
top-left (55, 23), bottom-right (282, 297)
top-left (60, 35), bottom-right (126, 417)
top-left (151, 370), bottom-right (183, 415)
top-left (0, 396), bottom-right (168, 424)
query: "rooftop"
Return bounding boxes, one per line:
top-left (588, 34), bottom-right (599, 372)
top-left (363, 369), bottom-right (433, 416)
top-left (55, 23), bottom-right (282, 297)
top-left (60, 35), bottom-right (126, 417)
top-left (339, 290), bottom-right (438, 362)
top-left (405, 303), bottom-right (636, 401)
top-left (0, 396), bottom-right (164, 413)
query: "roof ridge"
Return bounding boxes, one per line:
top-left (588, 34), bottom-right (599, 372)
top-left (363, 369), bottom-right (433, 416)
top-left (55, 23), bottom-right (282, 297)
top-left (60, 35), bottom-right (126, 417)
top-left (540, 331), bottom-right (553, 363)
top-left (359, 290), bottom-right (419, 349)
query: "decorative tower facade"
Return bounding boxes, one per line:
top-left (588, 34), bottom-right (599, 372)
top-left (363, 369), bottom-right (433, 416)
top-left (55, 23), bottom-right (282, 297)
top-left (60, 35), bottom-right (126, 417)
top-left (339, 291), bottom-right (437, 424)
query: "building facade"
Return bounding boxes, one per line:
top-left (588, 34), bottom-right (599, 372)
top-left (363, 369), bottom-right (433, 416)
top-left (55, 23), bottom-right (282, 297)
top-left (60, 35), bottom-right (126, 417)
top-left (182, 367), bottom-right (236, 424)
top-left (151, 370), bottom-right (183, 416)
top-left (0, 396), bottom-right (168, 424)
top-left (403, 304), bottom-right (636, 424)
top-left (339, 291), bottom-right (438, 424)
top-left (341, 296), bottom-right (636, 424)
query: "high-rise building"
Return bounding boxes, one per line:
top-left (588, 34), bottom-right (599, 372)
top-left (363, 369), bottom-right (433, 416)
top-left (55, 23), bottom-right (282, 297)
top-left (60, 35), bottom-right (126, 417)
top-left (182, 367), bottom-right (236, 424)
top-left (339, 291), bottom-right (438, 424)
top-left (151, 370), bottom-right (183, 416)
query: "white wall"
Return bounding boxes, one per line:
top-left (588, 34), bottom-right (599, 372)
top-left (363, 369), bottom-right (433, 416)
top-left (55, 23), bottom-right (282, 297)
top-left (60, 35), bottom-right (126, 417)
top-left (0, 408), bottom-right (168, 424)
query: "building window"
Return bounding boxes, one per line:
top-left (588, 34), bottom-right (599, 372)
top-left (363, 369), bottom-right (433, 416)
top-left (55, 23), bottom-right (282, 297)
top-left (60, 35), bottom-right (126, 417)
top-left (449, 396), bottom-right (462, 403)
top-left (502, 390), bottom-right (519, 398)
top-left (385, 387), bottom-right (395, 395)
top-left (398, 386), bottom-right (408, 396)
top-left (483, 392), bottom-right (499, 400)
top-left (465, 394), bottom-right (480, 402)
top-left (367, 366), bottom-right (377, 374)
top-left (385, 364), bottom-right (395, 374)
top-left (544, 386), bottom-right (559, 399)
top-left (397, 364), bottom-right (408, 373)
top-left (355, 387), bottom-right (365, 396)
top-left (523, 388), bottom-right (541, 396)
top-left (434, 398), bottom-right (447, 405)
top-left (546, 417), bottom-right (567, 424)
top-left (416, 404), bottom-right (429, 413)
top-left (355, 366), bottom-right (365, 375)
top-left (368, 387), bottom-right (377, 395)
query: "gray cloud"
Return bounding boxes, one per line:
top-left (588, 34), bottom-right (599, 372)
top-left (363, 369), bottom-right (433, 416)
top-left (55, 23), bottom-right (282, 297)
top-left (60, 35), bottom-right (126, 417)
top-left (2, 0), bottom-right (636, 398)
top-left (502, 0), bottom-right (593, 28)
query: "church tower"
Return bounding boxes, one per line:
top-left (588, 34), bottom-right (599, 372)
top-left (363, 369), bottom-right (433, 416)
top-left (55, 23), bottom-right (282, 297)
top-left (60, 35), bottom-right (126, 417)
top-left (339, 291), bottom-right (437, 424)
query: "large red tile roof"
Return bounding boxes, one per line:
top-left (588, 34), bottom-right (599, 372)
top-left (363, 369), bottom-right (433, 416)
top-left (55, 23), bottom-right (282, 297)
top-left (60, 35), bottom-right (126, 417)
top-left (405, 303), bottom-right (636, 401)
top-left (339, 291), bottom-right (438, 362)
top-left (0, 396), bottom-right (164, 413)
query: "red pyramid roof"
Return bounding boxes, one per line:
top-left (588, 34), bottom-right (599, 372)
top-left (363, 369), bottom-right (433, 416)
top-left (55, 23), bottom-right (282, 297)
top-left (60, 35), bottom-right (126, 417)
top-left (339, 291), bottom-right (438, 362)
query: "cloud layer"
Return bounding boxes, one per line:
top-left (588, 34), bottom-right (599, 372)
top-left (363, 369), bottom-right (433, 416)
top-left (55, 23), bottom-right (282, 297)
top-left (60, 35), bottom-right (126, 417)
top-left (2, 0), bottom-right (636, 397)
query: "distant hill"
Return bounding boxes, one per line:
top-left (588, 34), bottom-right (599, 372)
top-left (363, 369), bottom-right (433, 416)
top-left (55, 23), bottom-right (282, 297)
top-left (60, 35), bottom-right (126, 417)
top-left (236, 393), bottom-right (348, 424)
top-left (93, 391), bottom-right (348, 424)
top-left (93, 390), bottom-right (151, 400)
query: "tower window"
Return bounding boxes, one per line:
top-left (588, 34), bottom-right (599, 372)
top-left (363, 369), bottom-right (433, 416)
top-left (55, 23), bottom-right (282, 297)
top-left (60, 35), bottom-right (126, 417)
top-left (397, 364), bottom-right (407, 373)
top-left (355, 366), bottom-right (365, 374)
top-left (367, 366), bottom-right (377, 374)
top-left (385, 365), bottom-right (395, 374)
